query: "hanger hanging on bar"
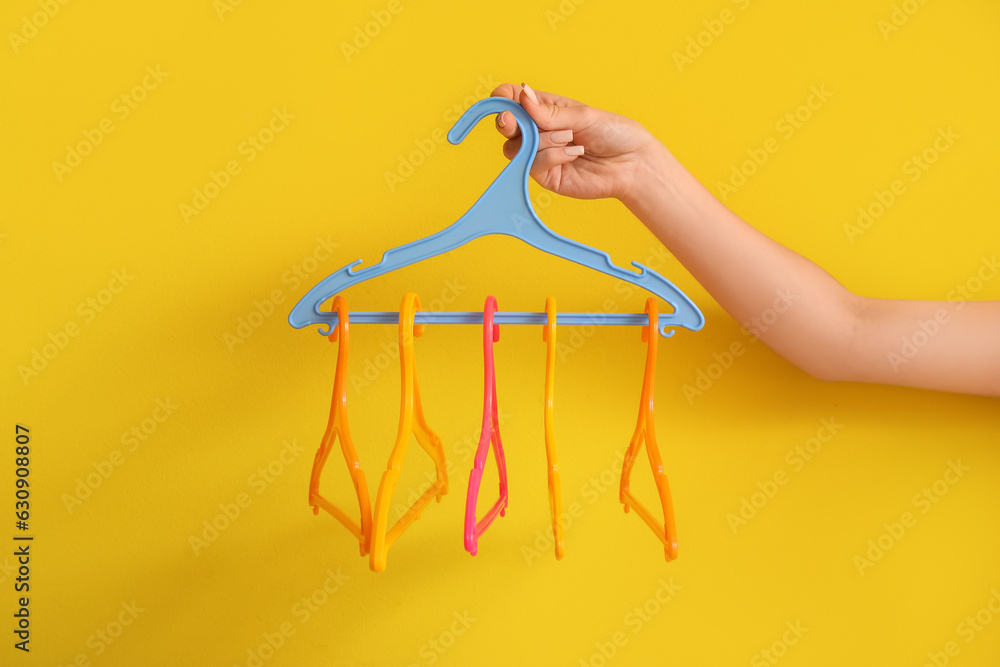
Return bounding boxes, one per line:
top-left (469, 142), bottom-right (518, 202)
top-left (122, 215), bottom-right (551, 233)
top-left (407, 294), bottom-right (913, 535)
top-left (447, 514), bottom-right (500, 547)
top-left (620, 298), bottom-right (678, 561)
top-left (464, 296), bottom-right (509, 556)
top-left (288, 97), bottom-right (704, 339)
top-left (368, 293), bottom-right (449, 573)
top-left (542, 297), bottom-right (564, 560)
top-left (308, 296), bottom-right (372, 556)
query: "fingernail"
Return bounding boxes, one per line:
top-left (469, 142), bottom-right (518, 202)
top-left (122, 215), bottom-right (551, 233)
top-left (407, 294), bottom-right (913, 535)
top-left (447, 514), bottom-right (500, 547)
top-left (521, 82), bottom-right (540, 105)
top-left (497, 111), bottom-right (507, 129)
top-left (564, 145), bottom-right (585, 156)
top-left (551, 129), bottom-right (573, 144)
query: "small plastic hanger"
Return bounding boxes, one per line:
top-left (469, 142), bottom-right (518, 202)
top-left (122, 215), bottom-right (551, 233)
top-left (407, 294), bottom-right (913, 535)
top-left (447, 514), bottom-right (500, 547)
top-left (620, 298), bottom-right (678, 561)
top-left (308, 296), bottom-right (372, 555)
top-left (542, 297), bottom-right (564, 560)
top-left (288, 96), bottom-right (704, 339)
top-left (464, 296), bottom-right (509, 556)
top-left (369, 293), bottom-right (449, 572)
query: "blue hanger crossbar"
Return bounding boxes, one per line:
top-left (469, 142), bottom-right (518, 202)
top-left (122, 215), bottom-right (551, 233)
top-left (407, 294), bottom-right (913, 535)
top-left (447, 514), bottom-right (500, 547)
top-left (304, 311), bottom-right (663, 327)
top-left (289, 96), bottom-right (704, 338)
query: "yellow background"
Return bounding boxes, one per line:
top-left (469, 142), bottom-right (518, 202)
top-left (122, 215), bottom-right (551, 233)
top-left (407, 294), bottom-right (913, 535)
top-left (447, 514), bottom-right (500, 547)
top-left (2, 0), bottom-right (999, 665)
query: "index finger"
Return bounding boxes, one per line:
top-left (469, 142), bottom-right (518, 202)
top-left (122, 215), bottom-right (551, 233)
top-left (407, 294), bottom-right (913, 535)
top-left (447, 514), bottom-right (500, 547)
top-left (490, 83), bottom-right (523, 140)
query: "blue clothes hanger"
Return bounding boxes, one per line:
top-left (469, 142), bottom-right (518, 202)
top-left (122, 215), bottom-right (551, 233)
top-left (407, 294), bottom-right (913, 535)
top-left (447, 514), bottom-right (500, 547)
top-left (288, 97), bottom-right (704, 338)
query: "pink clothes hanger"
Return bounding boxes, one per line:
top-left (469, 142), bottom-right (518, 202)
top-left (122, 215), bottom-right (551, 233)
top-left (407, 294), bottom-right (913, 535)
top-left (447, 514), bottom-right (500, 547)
top-left (464, 296), bottom-right (509, 556)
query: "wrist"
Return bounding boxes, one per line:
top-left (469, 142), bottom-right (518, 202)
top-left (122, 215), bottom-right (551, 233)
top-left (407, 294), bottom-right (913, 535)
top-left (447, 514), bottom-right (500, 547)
top-left (621, 141), bottom-right (682, 218)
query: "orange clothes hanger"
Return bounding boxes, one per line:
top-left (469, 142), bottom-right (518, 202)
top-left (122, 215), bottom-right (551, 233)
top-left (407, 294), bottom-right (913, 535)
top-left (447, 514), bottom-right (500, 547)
top-left (368, 293), bottom-right (449, 572)
top-left (542, 297), bottom-right (565, 560)
top-left (620, 298), bottom-right (679, 561)
top-left (308, 296), bottom-right (372, 556)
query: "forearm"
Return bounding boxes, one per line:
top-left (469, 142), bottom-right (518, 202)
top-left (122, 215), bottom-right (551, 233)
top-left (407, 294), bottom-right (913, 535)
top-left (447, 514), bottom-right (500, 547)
top-left (621, 143), bottom-right (1000, 397)
top-left (848, 298), bottom-right (1000, 396)
top-left (621, 143), bottom-right (862, 381)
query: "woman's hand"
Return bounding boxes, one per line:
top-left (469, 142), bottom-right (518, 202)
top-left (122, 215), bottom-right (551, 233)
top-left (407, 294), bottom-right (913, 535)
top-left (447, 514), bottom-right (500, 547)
top-left (491, 83), bottom-right (663, 203)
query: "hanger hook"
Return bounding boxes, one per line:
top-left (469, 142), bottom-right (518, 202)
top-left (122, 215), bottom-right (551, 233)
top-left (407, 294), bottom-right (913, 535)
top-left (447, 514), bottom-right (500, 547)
top-left (484, 295), bottom-right (500, 342)
top-left (328, 295), bottom-right (349, 342)
top-left (642, 297), bottom-right (659, 344)
top-left (447, 97), bottom-right (539, 193)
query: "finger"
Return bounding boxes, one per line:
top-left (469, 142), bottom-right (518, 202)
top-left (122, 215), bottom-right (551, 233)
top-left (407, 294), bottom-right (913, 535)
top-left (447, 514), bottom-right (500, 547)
top-left (502, 129), bottom-right (575, 161)
top-left (529, 145), bottom-right (585, 182)
top-left (518, 83), bottom-right (593, 133)
top-left (495, 82), bottom-right (584, 108)
top-left (492, 83), bottom-right (522, 140)
top-left (495, 109), bottom-right (520, 140)
top-left (492, 82), bottom-right (590, 133)
top-left (542, 129), bottom-right (574, 149)
top-left (490, 82), bottom-right (521, 102)
top-left (502, 136), bottom-right (521, 161)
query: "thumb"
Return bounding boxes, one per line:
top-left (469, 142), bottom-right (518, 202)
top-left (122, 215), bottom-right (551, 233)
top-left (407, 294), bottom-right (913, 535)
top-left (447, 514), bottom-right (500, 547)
top-left (518, 82), bottom-right (590, 132)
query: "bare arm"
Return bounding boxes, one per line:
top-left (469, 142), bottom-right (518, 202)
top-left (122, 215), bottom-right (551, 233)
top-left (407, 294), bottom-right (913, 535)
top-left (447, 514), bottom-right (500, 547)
top-left (624, 145), bottom-right (1000, 396)
top-left (492, 82), bottom-right (1000, 397)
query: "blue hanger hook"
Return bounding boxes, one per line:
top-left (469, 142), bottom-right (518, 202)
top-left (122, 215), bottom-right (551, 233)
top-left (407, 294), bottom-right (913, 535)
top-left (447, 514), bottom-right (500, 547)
top-left (447, 97), bottom-right (540, 200)
top-left (288, 96), bottom-right (704, 337)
